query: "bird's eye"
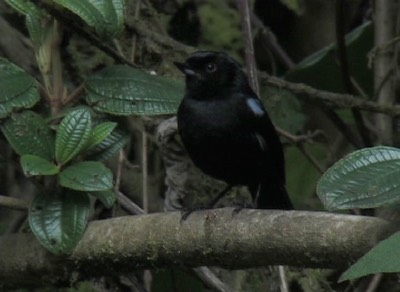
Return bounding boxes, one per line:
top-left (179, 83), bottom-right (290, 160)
top-left (205, 63), bottom-right (217, 72)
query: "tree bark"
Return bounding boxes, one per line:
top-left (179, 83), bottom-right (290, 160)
top-left (0, 208), bottom-right (396, 289)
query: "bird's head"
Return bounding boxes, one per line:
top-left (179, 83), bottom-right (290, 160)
top-left (174, 51), bottom-right (247, 99)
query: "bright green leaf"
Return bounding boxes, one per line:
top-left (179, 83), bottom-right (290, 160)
top-left (1, 111), bottom-right (55, 160)
top-left (317, 146), bottom-right (400, 210)
top-left (85, 65), bottom-right (184, 115)
top-left (29, 191), bottom-right (90, 254)
top-left (90, 189), bottom-right (116, 208)
top-left (340, 231), bottom-right (400, 282)
top-left (87, 127), bottom-right (129, 161)
top-left (55, 108), bottom-right (92, 165)
top-left (59, 161), bottom-right (113, 191)
top-left (0, 58), bottom-right (40, 118)
top-left (21, 155), bottom-right (59, 177)
top-left (86, 121), bottom-right (117, 149)
top-left (53, 0), bottom-right (125, 40)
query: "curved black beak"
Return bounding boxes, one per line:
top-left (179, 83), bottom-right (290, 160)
top-left (174, 62), bottom-right (196, 76)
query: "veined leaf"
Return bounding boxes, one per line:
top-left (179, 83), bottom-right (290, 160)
top-left (1, 111), bottom-right (55, 160)
top-left (0, 58), bottom-right (40, 118)
top-left (29, 191), bottom-right (90, 254)
top-left (86, 121), bottom-right (117, 149)
top-left (21, 155), bottom-right (59, 176)
top-left (5, 0), bottom-right (47, 47)
top-left (340, 231), bottom-right (400, 281)
top-left (55, 108), bottom-right (92, 165)
top-left (53, 0), bottom-right (125, 40)
top-left (87, 127), bottom-right (129, 161)
top-left (90, 189), bottom-right (116, 208)
top-left (59, 161), bottom-right (113, 191)
top-left (85, 65), bottom-right (184, 116)
top-left (317, 146), bottom-right (400, 210)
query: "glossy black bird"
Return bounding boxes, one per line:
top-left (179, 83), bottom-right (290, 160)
top-left (174, 51), bottom-right (293, 209)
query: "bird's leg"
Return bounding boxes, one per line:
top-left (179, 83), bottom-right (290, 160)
top-left (180, 185), bottom-right (233, 221)
top-left (206, 184), bottom-right (233, 208)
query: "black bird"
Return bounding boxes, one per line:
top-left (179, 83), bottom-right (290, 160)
top-left (174, 51), bottom-right (293, 210)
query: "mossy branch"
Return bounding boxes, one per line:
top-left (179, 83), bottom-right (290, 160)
top-left (0, 208), bottom-right (396, 289)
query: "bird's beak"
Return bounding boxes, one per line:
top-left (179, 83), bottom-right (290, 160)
top-left (174, 62), bottom-right (196, 77)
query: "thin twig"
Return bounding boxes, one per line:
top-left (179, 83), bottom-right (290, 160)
top-left (335, 0), bottom-right (372, 147)
top-left (62, 83), bottom-right (84, 106)
top-left (297, 144), bottom-right (324, 174)
top-left (250, 12), bottom-right (295, 70)
top-left (0, 195), bottom-right (29, 211)
top-left (142, 130), bottom-right (148, 212)
top-left (365, 274), bottom-right (383, 292)
top-left (373, 1), bottom-right (396, 145)
top-left (115, 150), bottom-right (125, 192)
top-left (278, 266), bottom-right (289, 292)
top-left (236, 0), bottom-right (259, 94)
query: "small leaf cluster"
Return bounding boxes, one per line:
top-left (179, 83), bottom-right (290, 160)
top-left (317, 146), bottom-right (400, 282)
top-left (1, 108), bottom-right (122, 254)
top-left (1, 0), bottom-right (183, 255)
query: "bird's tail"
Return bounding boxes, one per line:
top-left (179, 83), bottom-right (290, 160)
top-left (249, 181), bottom-right (293, 210)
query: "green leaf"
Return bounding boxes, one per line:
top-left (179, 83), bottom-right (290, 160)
top-left (53, 0), bottom-right (125, 40)
top-left (59, 161), bottom-right (113, 191)
top-left (86, 121), bottom-right (117, 149)
top-left (1, 111), bottom-right (55, 160)
top-left (280, 0), bottom-right (304, 15)
top-left (317, 146), bottom-right (400, 210)
top-left (286, 21), bottom-right (373, 95)
top-left (90, 189), bottom-right (116, 208)
top-left (55, 108), bottom-right (92, 165)
top-left (21, 155), bottom-right (59, 177)
top-left (5, 0), bottom-right (46, 47)
top-left (29, 191), bottom-right (90, 254)
top-left (85, 65), bottom-right (184, 115)
top-left (0, 58), bottom-right (40, 118)
top-left (340, 231), bottom-right (400, 281)
top-left (260, 86), bottom-right (305, 135)
top-left (87, 127), bottom-right (129, 161)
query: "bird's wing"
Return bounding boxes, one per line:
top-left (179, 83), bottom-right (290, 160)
top-left (241, 94), bottom-right (285, 176)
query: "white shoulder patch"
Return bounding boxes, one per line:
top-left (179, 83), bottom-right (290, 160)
top-left (246, 98), bottom-right (265, 117)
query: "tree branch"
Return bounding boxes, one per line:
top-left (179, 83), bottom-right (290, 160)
top-left (261, 74), bottom-right (400, 116)
top-left (0, 209), bottom-right (395, 289)
top-left (374, 1), bottom-right (397, 144)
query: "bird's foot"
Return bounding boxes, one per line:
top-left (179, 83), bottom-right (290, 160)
top-left (180, 205), bottom-right (210, 221)
top-left (231, 202), bottom-right (255, 216)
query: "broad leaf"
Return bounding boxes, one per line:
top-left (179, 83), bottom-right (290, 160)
top-left (0, 58), bottom-right (40, 118)
top-left (261, 86), bottom-right (305, 135)
top-left (87, 127), bottom-right (129, 161)
top-left (90, 189), bottom-right (116, 208)
top-left (5, 0), bottom-right (45, 47)
top-left (55, 108), bottom-right (92, 165)
top-left (317, 146), bottom-right (400, 210)
top-left (85, 65), bottom-right (184, 115)
top-left (21, 155), bottom-right (59, 176)
top-left (1, 111), bottom-right (55, 160)
top-left (286, 21), bottom-right (373, 95)
top-left (29, 191), bottom-right (90, 254)
top-left (53, 0), bottom-right (125, 40)
top-left (86, 121), bottom-right (117, 149)
top-left (59, 161), bottom-right (113, 191)
top-left (340, 231), bottom-right (400, 281)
